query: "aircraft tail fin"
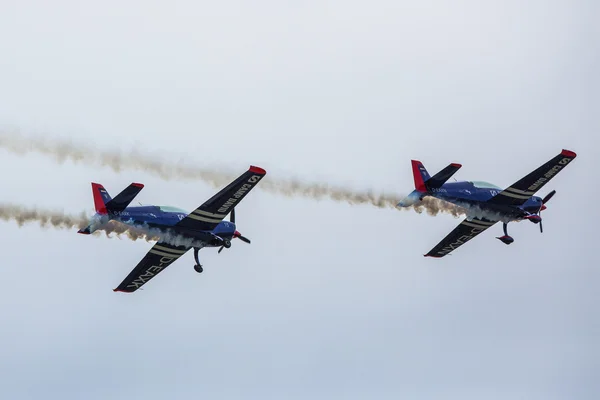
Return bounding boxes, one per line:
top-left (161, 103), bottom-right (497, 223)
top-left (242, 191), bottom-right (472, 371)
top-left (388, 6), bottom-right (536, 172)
top-left (90, 182), bottom-right (144, 215)
top-left (91, 183), bottom-right (112, 215)
top-left (78, 182), bottom-right (144, 234)
top-left (397, 160), bottom-right (461, 208)
top-left (397, 160), bottom-right (431, 207)
top-left (411, 160), bottom-right (431, 193)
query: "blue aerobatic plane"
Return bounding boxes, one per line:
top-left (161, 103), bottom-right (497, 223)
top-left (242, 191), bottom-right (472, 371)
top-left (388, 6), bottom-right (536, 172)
top-left (396, 150), bottom-right (577, 257)
top-left (78, 165), bottom-right (266, 293)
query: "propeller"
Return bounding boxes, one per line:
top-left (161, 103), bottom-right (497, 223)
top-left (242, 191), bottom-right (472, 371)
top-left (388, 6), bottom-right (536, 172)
top-left (538, 190), bottom-right (556, 233)
top-left (234, 231), bottom-right (251, 244)
top-left (217, 207), bottom-right (251, 253)
top-left (542, 190), bottom-right (556, 204)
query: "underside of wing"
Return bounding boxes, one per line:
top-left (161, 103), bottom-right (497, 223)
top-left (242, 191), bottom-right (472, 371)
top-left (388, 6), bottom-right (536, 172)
top-left (175, 166), bottom-right (266, 231)
top-left (425, 218), bottom-right (497, 258)
top-left (113, 242), bottom-right (191, 293)
top-left (487, 149), bottom-right (577, 207)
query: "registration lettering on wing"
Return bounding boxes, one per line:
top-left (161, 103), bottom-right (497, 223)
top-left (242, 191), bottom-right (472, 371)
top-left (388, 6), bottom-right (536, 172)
top-left (438, 227), bottom-right (485, 256)
top-left (127, 256), bottom-right (177, 289)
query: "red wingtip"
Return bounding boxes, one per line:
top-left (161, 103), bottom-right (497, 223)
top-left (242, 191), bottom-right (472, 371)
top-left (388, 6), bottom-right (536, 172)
top-left (77, 229), bottom-right (90, 235)
top-left (450, 163), bottom-right (462, 168)
top-left (424, 254), bottom-right (442, 258)
top-left (131, 182), bottom-right (144, 188)
top-left (561, 149), bottom-right (576, 158)
top-left (249, 165), bottom-right (266, 174)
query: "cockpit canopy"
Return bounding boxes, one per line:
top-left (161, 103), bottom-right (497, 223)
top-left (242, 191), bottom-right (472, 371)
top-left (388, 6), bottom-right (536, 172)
top-left (158, 205), bottom-right (189, 214)
top-left (468, 181), bottom-right (502, 190)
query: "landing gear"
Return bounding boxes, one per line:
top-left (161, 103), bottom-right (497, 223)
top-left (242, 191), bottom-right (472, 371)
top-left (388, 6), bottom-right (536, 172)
top-left (193, 247), bottom-right (203, 273)
top-left (223, 239), bottom-right (231, 248)
top-left (496, 222), bottom-right (514, 245)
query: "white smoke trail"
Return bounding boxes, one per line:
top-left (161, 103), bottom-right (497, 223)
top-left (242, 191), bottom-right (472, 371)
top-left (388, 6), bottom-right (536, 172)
top-left (0, 203), bottom-right (204, 247)
top-left (0, 131), bottom-right (468, 217)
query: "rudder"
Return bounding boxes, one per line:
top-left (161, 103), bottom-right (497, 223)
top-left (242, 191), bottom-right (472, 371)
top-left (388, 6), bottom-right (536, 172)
top-left (411, 160), bottom-right (430, 193)
top-left (92, 183), bottom-right (112, 215)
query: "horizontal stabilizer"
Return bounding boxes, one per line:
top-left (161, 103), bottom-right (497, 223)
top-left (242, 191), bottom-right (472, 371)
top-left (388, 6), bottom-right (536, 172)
top-left (425, 163), bottom-right (462, 190)
top-left (77, 213), bottom-right (109, 235)
top-left (77, 226), bottom-right (91, 234)
top-left (397, 190), bottom-right (423, 208)
top-left (105, 183), bottom-right (144, 214)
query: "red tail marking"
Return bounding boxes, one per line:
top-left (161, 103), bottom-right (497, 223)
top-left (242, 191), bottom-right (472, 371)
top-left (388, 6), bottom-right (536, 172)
top-left (131, 183), bottom-right (144, 188)
top-left (411, 160), bottom-right (427, 192)
top-left (91, 182), bottom-right (108, 214)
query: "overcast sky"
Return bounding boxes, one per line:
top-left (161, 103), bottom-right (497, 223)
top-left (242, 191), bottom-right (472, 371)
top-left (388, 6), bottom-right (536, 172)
top-left (0, 1), bottom-right (597, 399)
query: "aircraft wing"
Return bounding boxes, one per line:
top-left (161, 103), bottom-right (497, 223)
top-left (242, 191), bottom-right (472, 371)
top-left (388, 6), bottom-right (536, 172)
top-left (113, 242), bottom-right (191, 293)
top-left (175, 166), bottom-right (267, 231)
top-left (487, 149), bottom-right (577, 207)
top-left (425, 218), bottom-right (497, 258)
